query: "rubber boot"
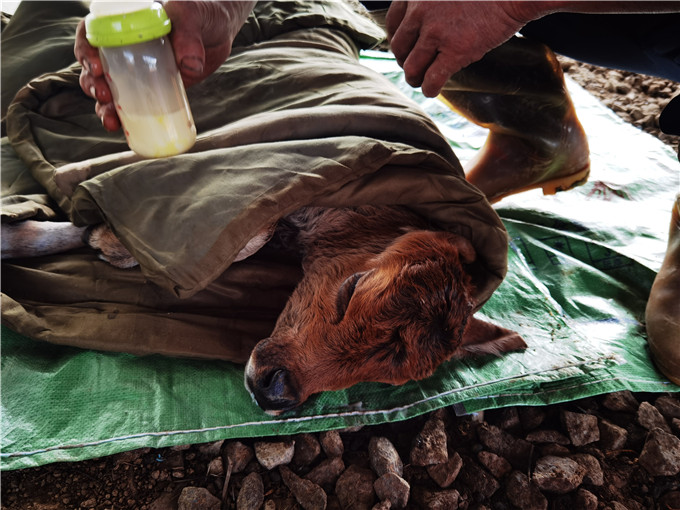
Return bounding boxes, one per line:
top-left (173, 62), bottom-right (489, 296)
top-left (645, 194), bottom-right (680, 385)
top-left (439, 36), bottom-right (591, 203)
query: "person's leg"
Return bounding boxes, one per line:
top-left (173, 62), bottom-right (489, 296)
top-left (439, 36), bottom-right (590, 203)
top-left (645, 195), bottom-right (680, 385)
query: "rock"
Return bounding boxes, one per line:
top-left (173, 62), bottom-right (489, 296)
top-left (658, 490), bottom-right (680, 510)
top-left (149, 492), bottom-right (177, 510)
top-left (426, 451), bottom-right (463, 488)
top-left (165, 449), bottom-right (185, 470)
top-left (293, 434), bottom-right (322, 468)
top-left (518, 406), bottom-right (546, 431)
top-left (532, 455), bottom-right (586, 494)
top-left (207, 458), bottom-right (224, 477)
top-left (320, 431), bottom-right (344, 458)
top-left (280, 465), bottom-right (327, 510)
top-left (496, 407), bottom-right (521, 432)
top-left (562, 411), bottom-right (600, 446)
top-left (477, 423), bottom-right (533, 470)
top-left (305, 457), bottom-right (345, 490)
top-left (477, 450), bottom-right (512, 479)
top-left (335, 464), bottom-right (376, 510)
top-left (570, 454), bottom-right (604, 486)
top-left (629, 106), bottom-right (645, 121)
top-left (177, 487), bottom-right (221, 510)
top-left (224, 441), bottom-right (254, 473)
top-left (575, 488), bottom-right (598, 510)
top-left (458, 456), bottom-right (500, 499)
top-left (526, 430), bottom-right (570, 445)
top-left (236, 472), bottom-right (264, 510)
top-left (616, 82), bottom-right (632, 94)
top-left (412, 488), bottom-right (460, 510)
top-left (254, 440), bottom-right (295, 470)
top-left (637, 402), bottom-right (671, 433)
top-left (198, 440), bottom-right (224, 458)
top-left (655, 395), bottom-right (680, 419)
top-left (374, 472), bottom-right (410, 509)
top-left (608, 502), bottom-right (630, 510)
top-left (505, 470), bottom-right (548, 510)
top-left (647, 82), bottom-right (663, 95)
top-left (410, 414), bottom-right (448, 466)
top-left (673, 417), bottom-right (680, 435)
top-left (369, 437), bottom-right (403, 477)
top-left (638, 427), bottom-right (680, 476)
top-left (602, 391), bottom-right (639, 413)
top-left (371, 501), bottom-right (392, 510)
top-left (598, 419), bottom-right (628, 451)
top-left (540, 444), bottom-right (571, 457)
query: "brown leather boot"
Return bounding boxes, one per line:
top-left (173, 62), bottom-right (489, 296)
top-left (439, 36), bottom-right (590, 204)
top-left (646, 194), bottom-right (680, 385)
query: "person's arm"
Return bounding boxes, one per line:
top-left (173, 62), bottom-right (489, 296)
top-left (385, 1), bottom-right (680, 98)
top-left (74, 1), bottom-right (255, 131)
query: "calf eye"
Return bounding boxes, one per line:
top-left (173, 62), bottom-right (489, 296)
top-left (335, 271), bottom-right (365, 321)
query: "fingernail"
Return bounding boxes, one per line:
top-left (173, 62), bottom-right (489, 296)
top-left (181, 56), bottom-right (203, 74)
top-left (90, 86), bottom-right (97, 98)
top-left (82, 59), bottom-right (90, 72)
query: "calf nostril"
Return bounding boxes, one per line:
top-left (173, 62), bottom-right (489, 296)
top-left (251, 367), bottom-right (300, 414)
top-left (261, 368), bottom-right (288, 397)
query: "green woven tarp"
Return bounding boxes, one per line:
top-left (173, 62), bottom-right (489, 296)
top-left (2, 52), bottom-right (678, 471)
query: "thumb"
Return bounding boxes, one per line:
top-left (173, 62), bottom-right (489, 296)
top-left (169, 28), bottom-right (206, 86)
top-left (163, 2), bottom-right (208, 86)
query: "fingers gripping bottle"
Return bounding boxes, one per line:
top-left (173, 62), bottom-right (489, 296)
top-left (85, 1), bottom-right (196, 158)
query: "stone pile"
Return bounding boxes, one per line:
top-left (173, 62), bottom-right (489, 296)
top-left (167, 391), bottom-right (680, 510)
top-left (3, 391), bottom-right (679, 509)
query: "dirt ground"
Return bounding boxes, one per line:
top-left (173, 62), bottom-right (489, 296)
top-left (2, 54), bottom-right (679, 510)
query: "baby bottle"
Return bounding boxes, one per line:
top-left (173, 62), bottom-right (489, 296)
top-left (85, 1), bottom-right (196, 158)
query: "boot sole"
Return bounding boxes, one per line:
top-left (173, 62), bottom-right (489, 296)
top-left (488, 165), bottom-right (591, 204)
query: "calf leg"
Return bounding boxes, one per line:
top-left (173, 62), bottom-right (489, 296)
top-left (1, 220), bottom-right (86, 259)
top-left (1, 220), bottom-right (139, 269)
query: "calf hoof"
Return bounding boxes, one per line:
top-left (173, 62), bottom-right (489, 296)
top-left (85, 224), bottom-right (139, 269)
top-left (646, 195), bottom-right (680, 385)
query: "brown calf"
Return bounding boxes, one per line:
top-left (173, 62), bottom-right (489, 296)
top-left (244, 205), bottom-right (525, 414)
top-left (2, 205), bottom-right (526, 415)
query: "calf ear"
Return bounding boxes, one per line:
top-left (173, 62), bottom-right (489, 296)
top-left (453, 316), bottom-right (527, 358)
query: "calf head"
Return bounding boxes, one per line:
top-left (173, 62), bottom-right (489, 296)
top-left (245, 229), bottom-right (526, 414)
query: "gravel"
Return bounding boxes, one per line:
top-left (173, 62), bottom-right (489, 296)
top-left (3, 391), bottom-right (680, 509)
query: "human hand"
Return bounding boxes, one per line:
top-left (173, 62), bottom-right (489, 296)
top-left (74, 1), bottom-right (255, 131)
top-left (385, 1), bottom-right (548, 97)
